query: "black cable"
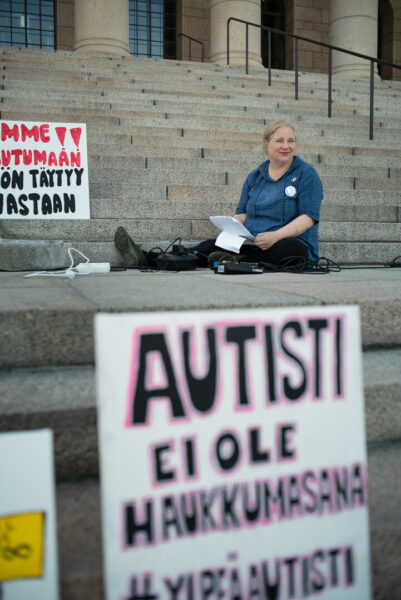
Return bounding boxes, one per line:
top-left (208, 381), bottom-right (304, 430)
top-left (147, 237), bottom-right (183, 258)
top-left (0, 266), bottom-right (67, 272)
top-left (143, 237), bottom-right (199, 273)
top-left (2, 253), bottom-right (400, 274)
top-left (389, 255), bottom-right (401, 267)
top-left (140, 237), bottom-right (185, 272)
top-left (328, 255), bottom-right (401, 270)
top-left (257, 256), bottom-right (341, 274)
top-left (307, 256), bottom-right (342, 273)
top-left (257, 261), bottom-right (281, 272)
top-left (336, 265), bottom-right (390, 270)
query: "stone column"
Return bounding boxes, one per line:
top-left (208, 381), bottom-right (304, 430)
top-left (210, 0), bottom-right (262, 67)
top-left (329, 0), bottom-right (379, 79)
top-left (74, 0), bottom-right (130, 56)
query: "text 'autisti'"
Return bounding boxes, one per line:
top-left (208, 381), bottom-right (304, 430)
top-left (127, 314), bottom-right (346, 427)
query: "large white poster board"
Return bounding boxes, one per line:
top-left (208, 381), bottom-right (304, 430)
top-left (0, 120), bottom-right (89, 219)
top-left (0, 429), bottom-right (59, 600)
top-left (96, 306), bottom-right (371, 600)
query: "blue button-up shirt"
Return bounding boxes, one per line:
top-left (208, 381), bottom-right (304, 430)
top-left (235, 156), bottom-right (323, 261)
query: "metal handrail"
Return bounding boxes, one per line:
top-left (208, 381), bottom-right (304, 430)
top-left (227, 17), bottom-right (401, 140)
top-left (178, 33), bottom-right (204, 63)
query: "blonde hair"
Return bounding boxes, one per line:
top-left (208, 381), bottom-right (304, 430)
top-left (263, 119), bottom-right (296, 143)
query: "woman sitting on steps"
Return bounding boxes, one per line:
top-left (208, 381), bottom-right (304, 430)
top-left (114, 118), bottom-right (323, 268)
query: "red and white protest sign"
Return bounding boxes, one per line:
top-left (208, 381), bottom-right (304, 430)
top-left (96, 306), bottom-right (371, 600)
top-left (0, 120), bottom-right (89, 219)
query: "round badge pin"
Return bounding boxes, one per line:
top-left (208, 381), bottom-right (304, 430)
top-left (285, 185), bottom-right (296, 197)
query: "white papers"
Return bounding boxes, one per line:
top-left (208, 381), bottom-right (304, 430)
top-left (210, 216), bottom-right (253, 237)
top-left (210, 215), bottom-right (254, 253)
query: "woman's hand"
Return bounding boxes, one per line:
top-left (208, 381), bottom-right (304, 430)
top-left (254, 230), bottom-right (280, 250)
top-left (254, 216), bottom-right (315, 251)
top-left (233, 213), bottom-right (246, 225)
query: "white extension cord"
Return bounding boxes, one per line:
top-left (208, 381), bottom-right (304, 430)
top-left (24, 248), bottom-right (110, 279)
top-left (75, 262), bottom-right (110, 274)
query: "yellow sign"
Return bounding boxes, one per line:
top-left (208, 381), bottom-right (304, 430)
top-left (0, 512), bottom-right (44, 582)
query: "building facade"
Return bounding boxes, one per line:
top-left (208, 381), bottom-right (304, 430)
top-left (1, 0), bottom-right (401, 80)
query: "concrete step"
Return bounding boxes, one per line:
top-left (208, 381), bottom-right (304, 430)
top-left (0, 239), bottom-right (74, 271)
top-left (0, 94), bottom-right (333, 123)
top-left (191, 220), bottom-right (401, 244)
top-left (3, 76), bottom-right (386, 111)
top-left (55, 239), bottom-right (400, 267)
top-left (354, 177), bottom-right (401, 191)
top-left (0, 219), bottom-right (193, 242)
top-left (320, 222), bottom-right (401, 242)
top-left (1, 93), bottom-right (113, 110)
top-left (0, 66), bottom-right (350, 100)
top-left (0, 107), bottom-right (120, 126)
top-left (3, 47), bottom-right (400, 101)
top-left (318, 153), bottom-right (401, 168)
top-left (2, 206), bottom-right (400, 240)
top-left (1, 221), bottom-right (400, 261)
top-left (184, 128), bottom-right (401, 148)
top-left (2, 70), bottom-right (113, 87)
top-left (116, 114), bottom-right (382, 138)
top-left (0, 53), bottom-right (397, 98)
top-left (125, 125), bottom-right (401, 149)
top-left (1, 80), bottom-right (106, 95)
top-left (88, 166), bottom-right (227, 185)
top-left (0, 87), bottom-right (361, 129)
top-left (2, 88), bottom-right (393, 133)
top-left (87, 154), bottom-right (396, 180)
top-left (1, 60), bottom-right (280, 83)
top-left (84, 164), bottom-right (398, 190)
top-left (0, 95), bottom-right (370, 125)
top-left (4, 69), bottom-right (387, 106)
top-left (2, 200), bottom-right (398, 247)
top-left (318, 241), bottom-right (401, 265)
top-left (165, 183), bottom-right (401, 204)
top-left (6, 99), bottom-right (399, 141)
top-left (88, 143), bottom-right (204, 158)
top-left (6, 71), bottom-right (395, 119)
top-left (0, 348), bottom-right (399, 477)
top-left (90, 195), bottom-right (397, 224)
top-left (2, 46), bottom-right (397, 89)
top-left (0, 267), bottom-right (400, 368)
top-left (84, 141), bottom-right (401, 166)
top-left (55, 478), bottom-right (103, 600)
top-left (81, 124), bottom-right (401, 151)
top-left (92, 130), bottom-right (248, 147)
top-left (227, 172), bottom-right (400, 189)
top-left (2, 101), bottom-right (387, 140)
top-left (4, 61), bottom-right (365, 99)
top-left (1, 82), bottom-right (232, 103)
top-left (117, 92), bottom-right (368, 116)
top-left (7, 99), bottom-right (380, 133)
top-left (0, 365), bottom-right (97, 479)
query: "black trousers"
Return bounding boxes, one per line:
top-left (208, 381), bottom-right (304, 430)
top-left (189, 238), bottom-right (309, 267)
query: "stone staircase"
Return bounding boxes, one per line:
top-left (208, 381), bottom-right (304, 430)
top-left (1, 46), bottom-right (401, 267)
top-left (1, 47), bottom-right (401, 600)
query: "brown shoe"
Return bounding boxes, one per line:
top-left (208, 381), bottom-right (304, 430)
top-left (114, 227), bottom-right (148, 267)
